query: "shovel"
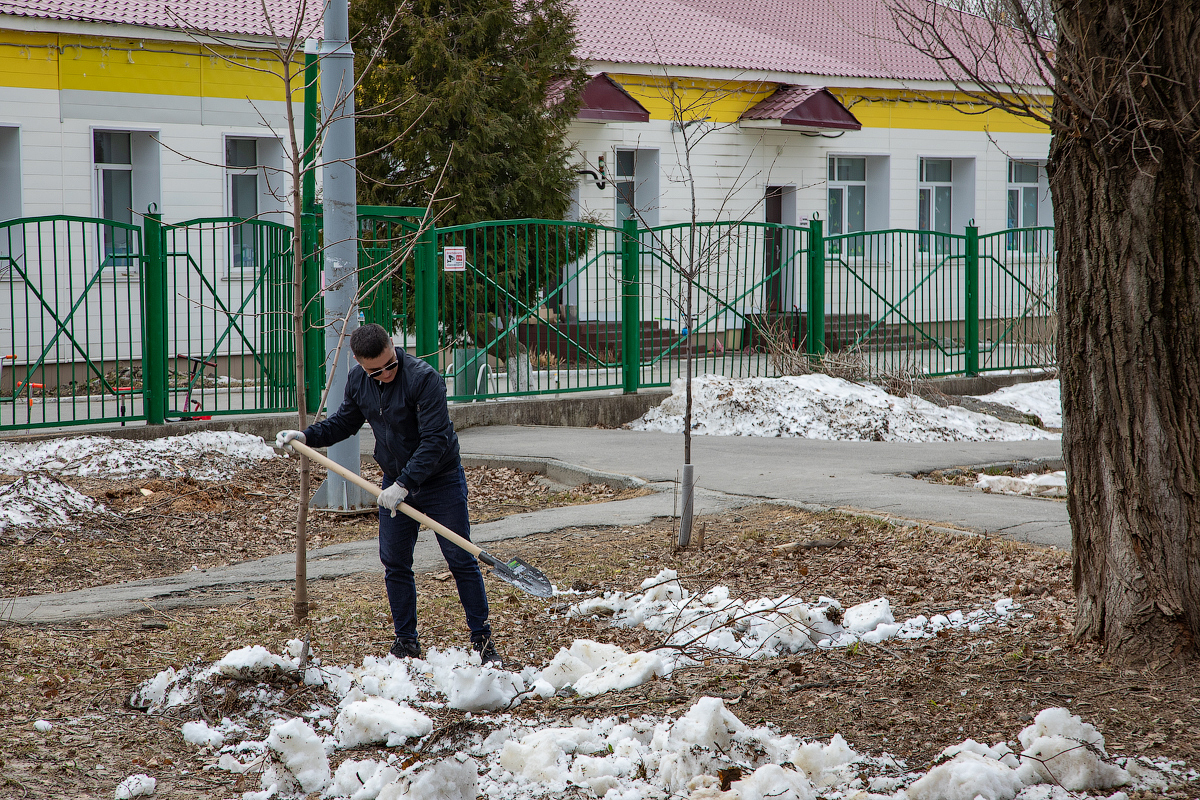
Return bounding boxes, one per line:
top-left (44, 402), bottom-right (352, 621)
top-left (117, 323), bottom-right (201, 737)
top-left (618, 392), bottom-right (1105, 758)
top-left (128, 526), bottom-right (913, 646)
top-left (285, 439), bottom-right (554, 598)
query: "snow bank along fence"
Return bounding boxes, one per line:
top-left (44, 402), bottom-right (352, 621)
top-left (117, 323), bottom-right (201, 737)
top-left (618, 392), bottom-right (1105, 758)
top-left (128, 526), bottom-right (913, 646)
top-left (0, 209), bottom-right (1055, 431)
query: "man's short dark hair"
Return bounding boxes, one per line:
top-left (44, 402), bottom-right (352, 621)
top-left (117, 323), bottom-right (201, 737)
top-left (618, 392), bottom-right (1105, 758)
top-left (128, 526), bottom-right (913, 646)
top-left (350, 323), bottom-right (392, 359)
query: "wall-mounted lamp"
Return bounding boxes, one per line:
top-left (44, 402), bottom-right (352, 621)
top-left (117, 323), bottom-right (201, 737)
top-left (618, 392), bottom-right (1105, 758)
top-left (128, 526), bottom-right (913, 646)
top-left (575, 153), bottom-right (608, 190)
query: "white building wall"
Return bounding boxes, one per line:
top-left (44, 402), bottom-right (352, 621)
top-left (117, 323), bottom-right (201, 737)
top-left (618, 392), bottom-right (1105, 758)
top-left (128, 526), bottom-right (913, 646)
top-left (0, 84), bottom-right (299, 377)
top-left (1, 85), bottom-right (294, 222)
top-left (568, 118), bottom-right (1050, 234)
top-left (566, 116), bottom-right (1051, 332)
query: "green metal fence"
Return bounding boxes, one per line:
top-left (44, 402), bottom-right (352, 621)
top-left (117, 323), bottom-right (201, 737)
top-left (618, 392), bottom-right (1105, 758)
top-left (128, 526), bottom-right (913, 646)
top-left (638, 220), bottom-right (809, 388)
top-left (816, 223), bottom-right (1055, 377)
top-left (0, 209), bottom-right (1056, 433)
top-left (977, 227), bottom-right (1057, 373)
top-left (159, 217), bottom-right (296, 421)
top-left (0, 215), bottom-right (146, 430)
top-left (432, 219), bottom-right (629, 401)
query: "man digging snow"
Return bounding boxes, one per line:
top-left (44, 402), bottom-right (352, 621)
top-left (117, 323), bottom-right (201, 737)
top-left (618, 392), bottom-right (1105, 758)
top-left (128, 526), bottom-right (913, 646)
top-left (276, 323), bottom-right (499, 666)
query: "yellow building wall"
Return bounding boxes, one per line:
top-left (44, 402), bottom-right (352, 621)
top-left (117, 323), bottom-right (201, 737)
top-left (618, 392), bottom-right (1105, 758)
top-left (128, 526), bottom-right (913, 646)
top-left (833, 88), bottom-right (1049, 134)
top-left (608, 73), bottom-right (1049, 134)
top-left (0, 29), bottom-right (302, 101)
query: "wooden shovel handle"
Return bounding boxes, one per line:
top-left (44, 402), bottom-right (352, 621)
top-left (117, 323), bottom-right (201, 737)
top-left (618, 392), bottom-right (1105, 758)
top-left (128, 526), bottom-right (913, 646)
top-left (286, 439), bottom-right (484, 559)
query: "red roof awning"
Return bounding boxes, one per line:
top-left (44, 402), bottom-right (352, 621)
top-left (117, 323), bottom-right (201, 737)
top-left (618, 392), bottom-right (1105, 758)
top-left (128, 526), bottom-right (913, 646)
top-left (740, 86), bottom-right (861, 131)
top-left (577, 74), bottom-right (650, 123)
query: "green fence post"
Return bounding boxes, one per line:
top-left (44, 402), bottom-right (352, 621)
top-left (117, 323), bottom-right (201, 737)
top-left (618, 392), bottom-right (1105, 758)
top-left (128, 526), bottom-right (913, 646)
top-left (301, 215), bottom-right (322, 413)
top-left (965, 224), bottom-right (980, 376)
top-left (415, 223), bottom-right (439, 370)
top-left (806, 217), bottom-right (825, 357)
top-left (621, 218), bottom-right (641, 394)
top-left (301, 46), bottom-right (323, 413)
top-left (141, 211), bottom-right (168, 425)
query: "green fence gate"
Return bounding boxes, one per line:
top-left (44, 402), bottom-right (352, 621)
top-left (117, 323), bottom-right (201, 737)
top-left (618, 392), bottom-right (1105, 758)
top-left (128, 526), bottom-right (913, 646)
top-left (816, 223), bottom-right (1056, 378)
top-left (155, 216), bottom-right (297, 422)
top-left (0, 215), bottom-right (146, 430)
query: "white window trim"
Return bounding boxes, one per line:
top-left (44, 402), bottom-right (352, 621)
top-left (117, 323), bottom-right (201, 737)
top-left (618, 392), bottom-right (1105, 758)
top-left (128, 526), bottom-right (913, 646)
top-left (91, 129), bottom-right (141, 279)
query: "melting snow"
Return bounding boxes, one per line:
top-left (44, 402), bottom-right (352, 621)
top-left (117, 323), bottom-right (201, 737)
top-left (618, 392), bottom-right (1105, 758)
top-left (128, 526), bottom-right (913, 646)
top-left (631, 375), bottom-right (1058, 442)
top-left (0, 431), bottom-right (278, 480)
top-left (564, 569), bottom-right (1023, 662)
top-left (136, 633), bottom-right (1177, 800)
top-left (0, 473), bottom-right (105, 531)
top-left (126, 574), bottom-right (1188, 800)
top-left (976, 470), bottom-right (1067, 498)
top-left (971, 379), bottom-right (1062, 429)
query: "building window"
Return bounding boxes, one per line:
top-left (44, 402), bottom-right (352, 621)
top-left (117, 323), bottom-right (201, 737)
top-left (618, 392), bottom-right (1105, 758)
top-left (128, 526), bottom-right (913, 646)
top-left (615, 150), bottom-right (636, 224)
top-left (1007, 159), bottom-right (1049, 251)
top-left (613, 149), bottom-right (659, 227)
top-left (827, 157), bottom-right (866, 237)
top-left (0, 126), bottom-right (20, 281)
top-left (827, 157), bottom-right (867, 256)
top-left (227, 138), bottom-right (259, 270)
top-left (94, 131), bottom-right (135, 265)
top-left (0, 126), bottom-right (19, 223)
top-left (918, 158), bottom-right (953, 253)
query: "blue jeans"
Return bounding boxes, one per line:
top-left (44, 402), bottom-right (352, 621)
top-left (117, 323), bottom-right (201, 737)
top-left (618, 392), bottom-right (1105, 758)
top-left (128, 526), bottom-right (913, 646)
top-left (378, 466), bottom-right (490, 644)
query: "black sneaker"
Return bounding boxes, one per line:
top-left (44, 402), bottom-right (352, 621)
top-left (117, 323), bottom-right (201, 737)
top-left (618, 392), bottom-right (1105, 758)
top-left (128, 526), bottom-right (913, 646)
top-left (389, 637), bottom-right (421, 659)
top-left (470, 636), bottom-right (502, 667)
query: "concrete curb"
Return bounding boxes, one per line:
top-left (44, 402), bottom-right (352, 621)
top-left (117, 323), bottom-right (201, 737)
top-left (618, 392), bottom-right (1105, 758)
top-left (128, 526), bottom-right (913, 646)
top-left (0, 391), bottom-right (672, 444)
top-left (461, 453), bottom-right (647, 490)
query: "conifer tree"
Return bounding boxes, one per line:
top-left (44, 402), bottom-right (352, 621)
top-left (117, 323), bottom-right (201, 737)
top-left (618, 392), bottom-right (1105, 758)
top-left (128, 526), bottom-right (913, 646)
top-left (352, 0), bottom-right (584, 220)
top-left (352, 0), bottom-right (587, 351)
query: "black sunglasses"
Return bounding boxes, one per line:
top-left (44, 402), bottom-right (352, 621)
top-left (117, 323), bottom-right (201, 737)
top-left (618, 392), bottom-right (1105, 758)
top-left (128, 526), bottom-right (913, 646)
top-left (365, 358), bottom-right (399, 378)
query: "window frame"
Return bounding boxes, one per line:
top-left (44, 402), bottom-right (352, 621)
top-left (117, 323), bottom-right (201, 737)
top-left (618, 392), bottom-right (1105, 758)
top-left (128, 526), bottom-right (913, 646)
top-left (1006, 159), bottom-right (1049, 252)
top-left (92, 130), bottom-right (138, 274)
top-left (826, 156), bottom-right (868, 257)
top-left (225, 136), bottom-right (262, 276)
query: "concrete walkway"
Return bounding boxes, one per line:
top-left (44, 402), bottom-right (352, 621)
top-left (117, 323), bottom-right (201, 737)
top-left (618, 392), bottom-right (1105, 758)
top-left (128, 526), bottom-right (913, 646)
top-left (6, 425), bottom-right (1068, 624)
top-left (459, 426), bottom-right (1069, 545)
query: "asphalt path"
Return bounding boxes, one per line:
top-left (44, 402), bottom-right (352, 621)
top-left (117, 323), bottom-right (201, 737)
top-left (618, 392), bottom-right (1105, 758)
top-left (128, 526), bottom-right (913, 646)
top-left (459, 425), bottom-right (1069, 546)
top-left (6, 425), bottom-right (1068, 624)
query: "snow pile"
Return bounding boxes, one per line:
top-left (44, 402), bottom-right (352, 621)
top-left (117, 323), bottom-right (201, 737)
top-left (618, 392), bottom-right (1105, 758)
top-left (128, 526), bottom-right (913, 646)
top-left (631, 375), bottom-right (1058, 442)
top-left (266, 718), bottom-right (330, 793)
top-left (0, 431), bottom-right (278, 480)
top-left (1015, 707), bottom-right (1130, 790)
top-left (565, 569), bottom-right (1023, 665)
top-left (971, 379), bottom-right (1062, 428)
top-left (484, 696), bottom-right (860, 799)
top-left (0, 473), bottom-right (105, 531)
top-left (976, 470), bottom-right (1066, 498)
top-left (531, 639), bottom-right (668, 699)
top-left (910, 707), bottom-right (1132, 800)
top-left (114, 773), bottom-right (156, 798)
top-left (132, 635), bottom-right (1185, 800)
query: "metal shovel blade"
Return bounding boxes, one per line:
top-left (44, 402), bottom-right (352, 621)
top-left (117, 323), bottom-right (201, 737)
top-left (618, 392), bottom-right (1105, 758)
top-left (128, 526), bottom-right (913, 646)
top-left (478, 551), bottom-right (555, 598)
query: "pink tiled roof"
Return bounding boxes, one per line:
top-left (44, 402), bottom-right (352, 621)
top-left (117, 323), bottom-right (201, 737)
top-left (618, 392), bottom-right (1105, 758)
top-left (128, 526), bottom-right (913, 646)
top-left (0, 0), bottom-right (322, 38)
top-left (571, 0), bottom-right (1035, 82)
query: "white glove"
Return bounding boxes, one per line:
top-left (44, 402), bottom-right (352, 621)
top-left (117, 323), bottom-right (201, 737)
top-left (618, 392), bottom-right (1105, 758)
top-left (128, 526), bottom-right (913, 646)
top-left (378, 483), bottom-right (409, 517)
top-left (275, 430), bottom-right (305, 451)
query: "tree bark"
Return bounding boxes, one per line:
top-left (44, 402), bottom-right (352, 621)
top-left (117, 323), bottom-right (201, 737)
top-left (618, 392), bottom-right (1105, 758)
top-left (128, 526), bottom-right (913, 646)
top-left (1052, 0), bottom-right (1200, 663)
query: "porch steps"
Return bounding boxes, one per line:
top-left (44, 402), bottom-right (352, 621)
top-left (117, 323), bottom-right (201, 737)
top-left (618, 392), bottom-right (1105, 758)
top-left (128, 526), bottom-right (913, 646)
top-left (517, 319), bottom-right (681, 361)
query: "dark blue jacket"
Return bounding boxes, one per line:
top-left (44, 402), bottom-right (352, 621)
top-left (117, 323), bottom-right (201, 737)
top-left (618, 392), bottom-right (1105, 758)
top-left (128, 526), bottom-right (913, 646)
top-left (303, 347), bottom-right (460, 492)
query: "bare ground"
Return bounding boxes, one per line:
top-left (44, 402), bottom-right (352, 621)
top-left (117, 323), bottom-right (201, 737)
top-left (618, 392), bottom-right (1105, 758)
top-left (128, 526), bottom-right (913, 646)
top-left (2, 499), bottom-right (1198, 799)
top-left (1, 460), bottom-right (647, 598)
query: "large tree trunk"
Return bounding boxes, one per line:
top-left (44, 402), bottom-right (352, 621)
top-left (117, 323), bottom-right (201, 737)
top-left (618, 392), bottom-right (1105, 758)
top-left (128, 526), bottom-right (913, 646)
top-left (1052, 0), bottom-right (1200, 663)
